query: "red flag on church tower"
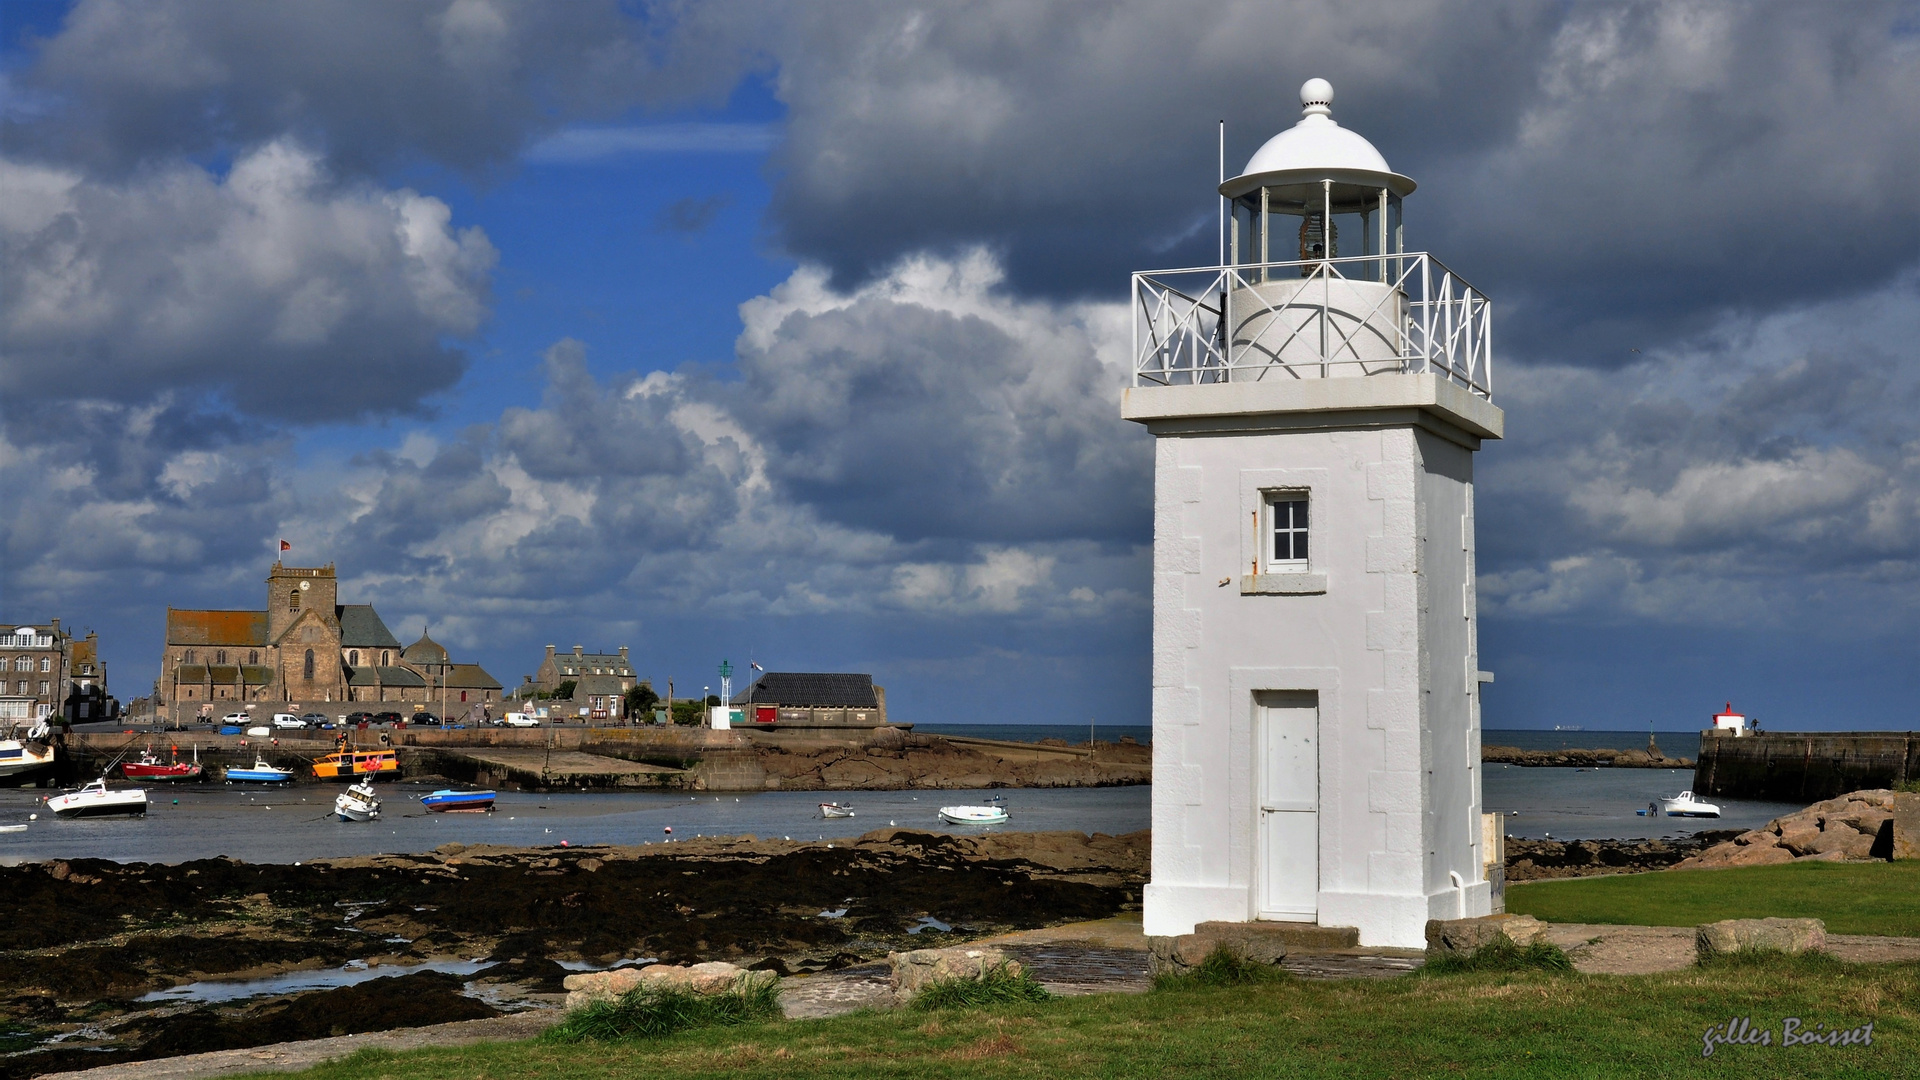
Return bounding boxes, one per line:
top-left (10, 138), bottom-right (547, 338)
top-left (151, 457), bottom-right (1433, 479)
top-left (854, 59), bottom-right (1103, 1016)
top-left (280, 540), bottom-right (291, 552)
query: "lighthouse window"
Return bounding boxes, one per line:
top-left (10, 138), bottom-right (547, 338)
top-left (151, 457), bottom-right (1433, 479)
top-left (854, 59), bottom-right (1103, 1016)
top-left (1268, 494), bottom-right (1310, 567)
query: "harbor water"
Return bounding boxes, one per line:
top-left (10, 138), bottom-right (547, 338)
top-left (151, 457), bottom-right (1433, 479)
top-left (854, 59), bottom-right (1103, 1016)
top-left (0, 728), bottom-right (1810, 865)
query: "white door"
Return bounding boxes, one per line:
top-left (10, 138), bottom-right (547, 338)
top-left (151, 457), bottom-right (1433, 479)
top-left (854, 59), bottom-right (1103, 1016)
top-left (1257, 691), bottom-right (1319, 920)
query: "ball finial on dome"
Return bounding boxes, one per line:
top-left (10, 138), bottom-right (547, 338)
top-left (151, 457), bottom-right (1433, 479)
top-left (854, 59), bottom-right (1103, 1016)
top-left (1300, 78), bottom-right (1334, 118)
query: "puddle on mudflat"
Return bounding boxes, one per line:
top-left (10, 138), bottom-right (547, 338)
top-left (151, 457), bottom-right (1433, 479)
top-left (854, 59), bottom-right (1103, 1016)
top-left (139, 955), bottom-right (657, 1004)
top-left (907, 916), bottom-right (952, 934)
top-left (138, 960), bottom-right (493, 1003)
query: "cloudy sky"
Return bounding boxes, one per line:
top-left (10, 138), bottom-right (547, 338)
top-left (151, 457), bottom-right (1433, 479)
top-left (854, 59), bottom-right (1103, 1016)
top-left (3, 1), bottom-right (1917, 731)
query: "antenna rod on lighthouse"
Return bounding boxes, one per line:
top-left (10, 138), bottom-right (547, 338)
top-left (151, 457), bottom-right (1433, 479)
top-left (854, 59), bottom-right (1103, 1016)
top-left (1217, 120), bottom-right (1226, 266)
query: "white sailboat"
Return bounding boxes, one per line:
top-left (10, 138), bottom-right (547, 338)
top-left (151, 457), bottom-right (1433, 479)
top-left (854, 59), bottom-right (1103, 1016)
top-left (48, 778), bottom-right (149, 818)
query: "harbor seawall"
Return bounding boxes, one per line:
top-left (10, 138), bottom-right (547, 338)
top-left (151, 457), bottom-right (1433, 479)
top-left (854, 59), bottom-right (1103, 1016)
top-left (1694, 731), bottom-right (1920, 802)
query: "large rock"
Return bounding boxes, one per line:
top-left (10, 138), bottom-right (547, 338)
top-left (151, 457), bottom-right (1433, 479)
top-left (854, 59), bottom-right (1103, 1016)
top-left (1676, 843), bottom-right (1796, 870)
top-left (562, 962), bottom-right (775, 1011)
top-left (1776, 825), bottom-right (1823, 856)
top-left (1424, 914), bottom-right (1547, 959)
top-left (1695, 918), bottom-right (1826, 961)
top-left (888, 946), bottom-right (1019, 1002)
top-left (1805, 827), bottom-right (1877, 859)
top-left (1142, 921), bottom-right (1352, 976)
top-left (1893, 792), bottom-right (1920, 861)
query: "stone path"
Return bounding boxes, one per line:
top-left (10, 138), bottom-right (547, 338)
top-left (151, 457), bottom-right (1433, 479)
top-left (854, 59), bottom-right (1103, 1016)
top-left (45, 1012), bottom-right (561, 1080)
top-left (1540, 923), bottom-right (1920, 975)
top-left (778, 963), bottom-right (895, 1019)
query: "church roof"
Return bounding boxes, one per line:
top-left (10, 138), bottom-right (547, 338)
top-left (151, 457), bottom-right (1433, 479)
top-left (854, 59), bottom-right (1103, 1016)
top-left (346, 665), bottom-right (426, 688)
top-left (732, 672), bottom-right (878, 708)
top-left (166, 609), bottom-right (268, 647)
top-left (444, 663), bottom-right (502, 690)
top-left (337, 605), bottom-right (401, 648)
top-left (402, 631), bottom-right (449, 665)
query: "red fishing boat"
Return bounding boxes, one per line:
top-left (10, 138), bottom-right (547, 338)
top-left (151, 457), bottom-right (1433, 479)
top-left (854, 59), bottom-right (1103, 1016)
top-left (120, 744), bottom-right (203, 782)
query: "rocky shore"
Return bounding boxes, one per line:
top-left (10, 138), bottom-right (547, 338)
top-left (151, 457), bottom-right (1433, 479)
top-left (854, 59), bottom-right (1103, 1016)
top-left (752, 732), bottom-right (1152, 790)
top-left (1505, 832), bottom-right (1738, 881)
top-left (1481, 745), bottom-right (1694, 769)
top-left (1674, 788), bottom-right (1911, 869)
top-left (0, 829), bottom-right (1146, 1078)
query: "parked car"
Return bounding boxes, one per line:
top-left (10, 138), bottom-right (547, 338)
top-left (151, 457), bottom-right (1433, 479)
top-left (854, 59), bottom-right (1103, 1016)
top-left (300, 712), bottom-right (329, 726)
top-left (222, 712), bottom-right (250, 725)
top-left (344, 711), bottom-right (375, 725)
top-left (372, 711), bottom-right (404, 725)
top-left (412, 712), bottom-right (440, 726)
top-left (504, 712), bottom-right (540, 727)
top-left (271, 713), bottom-right (304, 729)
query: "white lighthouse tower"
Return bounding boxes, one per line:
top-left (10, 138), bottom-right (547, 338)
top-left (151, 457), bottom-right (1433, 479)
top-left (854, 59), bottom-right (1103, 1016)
top-left (1123, 80), bottom-right (1503, 949)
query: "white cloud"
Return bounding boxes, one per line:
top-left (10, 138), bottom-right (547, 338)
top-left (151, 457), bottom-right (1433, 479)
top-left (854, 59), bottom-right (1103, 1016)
top-left (0, 140), bottom-right (496, 420)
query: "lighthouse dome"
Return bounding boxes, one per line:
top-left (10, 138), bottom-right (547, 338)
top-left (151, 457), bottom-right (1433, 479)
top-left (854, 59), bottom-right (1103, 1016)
top-left (1221, 79), bottom-right (1415, 199)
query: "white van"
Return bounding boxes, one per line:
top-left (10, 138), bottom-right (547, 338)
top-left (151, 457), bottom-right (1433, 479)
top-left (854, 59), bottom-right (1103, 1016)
top-left (271, 713), bottom-right (305, 729)
top-left (504, 712), bottom-right (540, 727)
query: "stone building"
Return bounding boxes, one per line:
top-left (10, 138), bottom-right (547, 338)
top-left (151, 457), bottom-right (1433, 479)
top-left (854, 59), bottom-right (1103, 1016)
top-left (534, 644), bottom-right (636, 694)
top-left (399, 632), bottom-right (504, 714)
top-left (1, 621), bottom-right (66, 722)
top-left (65, 631), bottom-right (112, 721)
top-left (159, 562), bottom-right (501, 719)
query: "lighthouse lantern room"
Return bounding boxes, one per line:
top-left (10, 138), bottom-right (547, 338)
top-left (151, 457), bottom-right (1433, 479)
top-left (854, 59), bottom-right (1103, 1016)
top-left (1123, 80), bottom-right (1505, 948)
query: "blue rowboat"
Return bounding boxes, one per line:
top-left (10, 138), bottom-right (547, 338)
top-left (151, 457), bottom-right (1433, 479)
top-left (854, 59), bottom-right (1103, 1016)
top-left (420, 789), bottom-right (495, 813)
top-left (226, 757), bottom-right (295, 783)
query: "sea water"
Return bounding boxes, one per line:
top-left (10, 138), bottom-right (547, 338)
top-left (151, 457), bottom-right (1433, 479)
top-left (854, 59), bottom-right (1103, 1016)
top-left (0, 728), bottom-right (1798, 865)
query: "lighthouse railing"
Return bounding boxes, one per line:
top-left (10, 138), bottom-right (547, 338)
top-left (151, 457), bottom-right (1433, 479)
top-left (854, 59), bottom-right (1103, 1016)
top-left (1131, 252), bottom-right (1492, 400)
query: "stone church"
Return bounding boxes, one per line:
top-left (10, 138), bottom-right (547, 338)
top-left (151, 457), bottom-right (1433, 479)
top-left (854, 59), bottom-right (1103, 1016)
top-left (159, 563), bottom-right (500, 720)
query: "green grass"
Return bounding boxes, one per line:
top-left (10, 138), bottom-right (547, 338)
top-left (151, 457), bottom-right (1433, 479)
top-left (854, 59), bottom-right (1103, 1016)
top-left (911, 962), bottom-right (1053, 1010)
top-left (1420, 936), bottom-right (1573, 975)
top-left (544, 980), bottom-right (783, 1042)
top-left (1151, 943), bottom-right (1291, 990)
top-left (1507, 859), bottom-right (1920, 936)
top-left (248, 952), bottom-right (1917, 1080)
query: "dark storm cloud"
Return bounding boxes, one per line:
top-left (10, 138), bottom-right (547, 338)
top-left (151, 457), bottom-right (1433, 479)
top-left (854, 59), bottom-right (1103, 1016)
top-left (754, 2), bottom-right (1920, 364)
top-left (6, 0), bottom-right (762, 175)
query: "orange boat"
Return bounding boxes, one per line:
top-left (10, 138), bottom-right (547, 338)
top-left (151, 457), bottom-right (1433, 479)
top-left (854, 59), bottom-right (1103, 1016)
top-left (311, 749), bottom-right (399, 781)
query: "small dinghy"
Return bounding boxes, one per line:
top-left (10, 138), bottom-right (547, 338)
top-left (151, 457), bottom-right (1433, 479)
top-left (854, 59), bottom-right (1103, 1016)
top-left (1658, 790), bottom-right (1722, 818)
top-left (49, 778), bottom-right (149, 818)
top-left (820, 802), bottom-right (855, 819)
top-left (226, 757), bottom-right (295, 783)
top-left (420, 789), bottom-right (495, 813)
top-left (334, 780), bottom-right (381, 822)
top-left (0, 823), bottom-right (28, 833)
top-left (938, 796), bottom-right (1009, 826)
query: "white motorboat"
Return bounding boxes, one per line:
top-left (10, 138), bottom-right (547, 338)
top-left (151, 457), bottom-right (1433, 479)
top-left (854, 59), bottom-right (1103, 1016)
top-left (0, 722), bottom-right (57, 779)
top-left (938, 798), bottom-right (1009, 826)
top-left (48, 778), bottom-right (149, 818)
top-left (1659, 790), bottom-right (1722, 818)
top-left (820, 802), bottom-right (855, 819)
top-left (334, 780), bottom-right (381, 822)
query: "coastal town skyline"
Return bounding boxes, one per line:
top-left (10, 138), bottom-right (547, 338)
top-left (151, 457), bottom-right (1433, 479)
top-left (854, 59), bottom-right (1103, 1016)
top-left (5, 2), bottom-right (1920, 731)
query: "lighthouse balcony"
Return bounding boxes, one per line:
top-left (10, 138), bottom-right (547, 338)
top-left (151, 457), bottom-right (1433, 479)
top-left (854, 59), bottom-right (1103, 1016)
top-left (1131, 252), bottom-right (1492, 401)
